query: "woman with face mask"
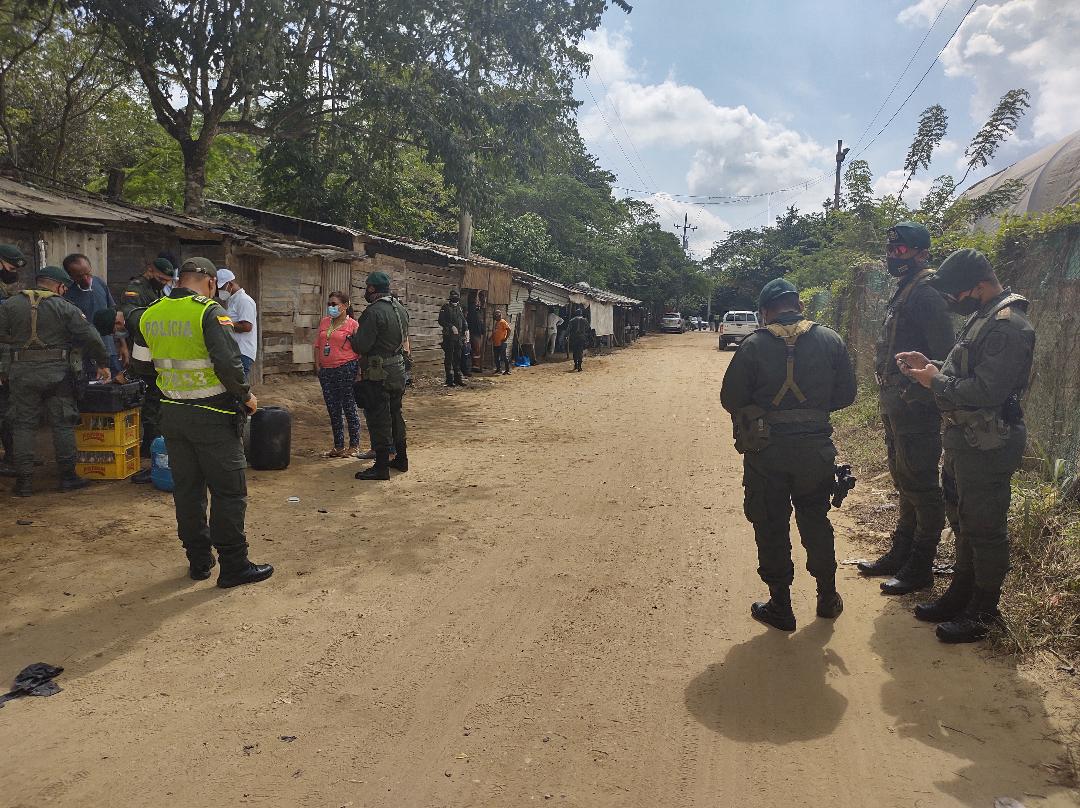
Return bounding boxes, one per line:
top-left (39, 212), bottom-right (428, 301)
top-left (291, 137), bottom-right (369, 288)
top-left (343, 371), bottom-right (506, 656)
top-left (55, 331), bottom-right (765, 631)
top-left (313, 291), bottom-right (363, 458)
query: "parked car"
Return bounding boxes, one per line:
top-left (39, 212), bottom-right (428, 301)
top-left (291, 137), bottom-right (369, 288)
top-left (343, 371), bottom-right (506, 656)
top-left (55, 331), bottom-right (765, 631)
top-left (719, 310), bottom-right (759, 348)
top-left (661, 312), bottom-right (685, 333)
top-left (688, 316), bottom-right (701, 330)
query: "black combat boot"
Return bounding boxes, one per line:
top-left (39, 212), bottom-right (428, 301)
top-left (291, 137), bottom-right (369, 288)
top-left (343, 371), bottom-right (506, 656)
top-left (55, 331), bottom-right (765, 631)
top-left (454, 374), bottom-right (466, 387)
top-left (445, 375), bottom-right (455, 387)
top-left (880, 539), bottom-right (936, 594)
top-left (58, 469), bottom-right (89, 492)
top-left (13, 475), bottom-right (32, 497)
top-left (751, 585), bottom-right (796, 632)
top-left (816, 576), bottom-right (844, 619)
top-left (355, 449), bottom-right (391, 481)
top-left (858, 532), bottom-right (913, 576)
top-left (217, 561), bottom-right (274, 589)
top-left (936, 586), bottom-right (1001, 643)
top-left (389, 443), bottom-right (408, 472)
top-left (914, 572), bottom-right (974, 622)
top-left (188, 555), bottom-right (217, 581)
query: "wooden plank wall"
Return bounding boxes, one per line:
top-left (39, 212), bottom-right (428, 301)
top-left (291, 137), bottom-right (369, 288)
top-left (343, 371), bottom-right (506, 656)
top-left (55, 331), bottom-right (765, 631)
top-left (260, 256), bottom-right (322, 375)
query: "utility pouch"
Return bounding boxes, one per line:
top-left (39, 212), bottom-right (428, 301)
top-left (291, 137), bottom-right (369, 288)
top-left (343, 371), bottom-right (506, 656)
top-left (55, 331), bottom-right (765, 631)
top-left (733, 405), bottom-right (770, 454)
top-left (233, 407), bottom-right (247, 439)
top-left (946, 408), bottom-right (1010, 450)
top-left (366, 355), bottom-right (387, 382)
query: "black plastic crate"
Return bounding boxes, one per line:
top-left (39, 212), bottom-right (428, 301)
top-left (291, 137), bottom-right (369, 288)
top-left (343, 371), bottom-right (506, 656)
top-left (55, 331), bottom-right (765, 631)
top-left (79, 381), bottom-right (144, 413)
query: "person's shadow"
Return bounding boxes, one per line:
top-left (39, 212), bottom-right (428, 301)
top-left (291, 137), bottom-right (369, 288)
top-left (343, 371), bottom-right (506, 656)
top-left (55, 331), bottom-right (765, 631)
top-left (685, 619), bottom-right (848, 743)
top-left (1, 577), bottom-right (221, 682)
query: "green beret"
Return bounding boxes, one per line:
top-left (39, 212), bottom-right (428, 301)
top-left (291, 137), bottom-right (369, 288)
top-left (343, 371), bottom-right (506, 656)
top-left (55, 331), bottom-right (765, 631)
top-left (0, 244), bottom-right (27, 267)
top-left (365, 270), bottom-right (391, 291)
top-left (886, 221), bottom-right (931, 250)
top-left (152, 257), bottom-right (174, 274)
top-left (36, 265), bottom-right (73, 286)
top-left (929, 248), bottom-right (994, 296)
top-left (178, 257), bottom-right (217, 279)
top-left (92, 307), bottom-right (119, 336)
top-left (758, 277), bottom-right (799, 310)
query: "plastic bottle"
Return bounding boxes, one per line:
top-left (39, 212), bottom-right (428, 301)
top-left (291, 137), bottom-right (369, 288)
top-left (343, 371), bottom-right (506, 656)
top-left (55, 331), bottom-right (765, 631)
top-left (150, 435), bottom-right (174, 492)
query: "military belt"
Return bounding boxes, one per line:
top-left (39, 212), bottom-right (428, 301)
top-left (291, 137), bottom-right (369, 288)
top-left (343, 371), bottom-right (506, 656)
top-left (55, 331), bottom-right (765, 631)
top-left (12, 348), bottom-right (69, 362)
top-left (764, 408), bottom-right (829, 424)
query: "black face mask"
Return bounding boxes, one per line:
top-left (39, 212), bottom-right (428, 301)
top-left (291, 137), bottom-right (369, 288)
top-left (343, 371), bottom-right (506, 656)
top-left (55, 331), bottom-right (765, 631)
top-left (0, 268), bottom-right (17, 284)
top-left (886, 256), bottom-right (918, 277)
top-left (948, 296), bottom-right (981, 316)
top-left (365, 288), bottom-right (378, 303)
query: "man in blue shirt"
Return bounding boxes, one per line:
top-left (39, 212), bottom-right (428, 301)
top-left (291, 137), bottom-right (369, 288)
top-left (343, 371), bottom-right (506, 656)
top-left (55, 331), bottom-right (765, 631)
top-left (63, 253), bottom-right (121, 377)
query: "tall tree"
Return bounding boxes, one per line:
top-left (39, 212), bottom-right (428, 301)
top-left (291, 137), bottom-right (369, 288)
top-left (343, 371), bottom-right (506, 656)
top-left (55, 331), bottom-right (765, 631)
top-left (898, 104), bottom-right (948, 202)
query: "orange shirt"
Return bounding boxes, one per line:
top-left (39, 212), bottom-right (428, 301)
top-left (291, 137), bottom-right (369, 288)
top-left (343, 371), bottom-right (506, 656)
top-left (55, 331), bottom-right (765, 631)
top-left (492, 318), bottom-right (511, 346)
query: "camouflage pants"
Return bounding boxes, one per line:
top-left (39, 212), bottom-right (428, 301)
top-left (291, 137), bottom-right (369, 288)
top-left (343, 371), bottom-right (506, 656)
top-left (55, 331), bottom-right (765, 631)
top-left (8, 362), bottom-right (78, 476)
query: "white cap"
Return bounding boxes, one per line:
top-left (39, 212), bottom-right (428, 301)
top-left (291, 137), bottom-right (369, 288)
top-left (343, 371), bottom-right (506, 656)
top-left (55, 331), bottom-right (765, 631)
top-left (216, 268), bottom-right (236, 285)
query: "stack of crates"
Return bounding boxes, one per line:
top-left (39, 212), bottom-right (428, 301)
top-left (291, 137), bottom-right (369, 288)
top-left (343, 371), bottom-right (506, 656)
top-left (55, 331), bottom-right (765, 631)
top-left (75, 409), bottom-right (141, 480)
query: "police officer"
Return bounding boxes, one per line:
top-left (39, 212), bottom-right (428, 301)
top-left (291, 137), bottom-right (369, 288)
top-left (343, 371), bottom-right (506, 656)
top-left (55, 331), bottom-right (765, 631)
top-left (860, 222), bottom-right (956, 595)
top-left (350, 271), bottom-right (410, 481)
top-left (0, 265), bottom-right (110, 496)
top-left (897, 249), bottom-right (1034, 643)
top-left (120, 257), bottom-right (172, 317)
top-left (566, 307), bottom-right (590, 371)
top-left (721, 278), bottom-right (857, 631)
top-left (0, 243), bottom-right (27, 474)
top-left (438, 289), bottom-right (467, 386)
top-left (135, 257), bottom-right (272, 587)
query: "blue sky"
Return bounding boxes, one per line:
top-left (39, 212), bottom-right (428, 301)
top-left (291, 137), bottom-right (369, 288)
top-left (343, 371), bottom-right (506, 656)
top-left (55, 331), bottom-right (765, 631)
top-left (574, 0), bottom-right (1080, 254)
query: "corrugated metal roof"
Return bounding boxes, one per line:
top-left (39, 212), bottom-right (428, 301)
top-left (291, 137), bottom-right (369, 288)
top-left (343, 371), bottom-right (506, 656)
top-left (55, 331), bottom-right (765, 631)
top-left (569, 281), bottom-right (641, 306)
top-left (0, 177), bottom-right (362, 260)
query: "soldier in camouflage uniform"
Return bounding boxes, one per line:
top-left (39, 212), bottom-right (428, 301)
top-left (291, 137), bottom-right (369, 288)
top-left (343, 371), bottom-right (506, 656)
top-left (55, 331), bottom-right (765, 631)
top-left (350, 271), bottom-right (410, 481)
top-left (120, 257), bottom-right (172, 317)
top-left (0, 243), bottom-right (27, 475)
top-left (860, 222), bottom-right (956, 596)
top-left (897, 249), bottom-right (1035, 643)
top-left (0, 265), bottom-right (110, 496)
top-left (721, 278), bottom-right (857, 632)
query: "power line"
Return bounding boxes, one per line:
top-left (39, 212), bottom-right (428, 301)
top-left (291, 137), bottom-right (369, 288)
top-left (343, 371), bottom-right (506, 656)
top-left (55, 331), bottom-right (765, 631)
top-left (849, 0), bottom-right (953, 153)
top-left (852, 0), bottom-right (979, 160)
top-left (592, 71), bottom-right (660, 191)
top-left (582, 79), bottom-right (652, 192)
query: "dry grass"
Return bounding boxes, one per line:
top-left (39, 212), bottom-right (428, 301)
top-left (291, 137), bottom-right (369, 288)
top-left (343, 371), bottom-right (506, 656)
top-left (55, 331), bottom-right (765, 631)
top-left (833, 386), bottom-right (1080, 665)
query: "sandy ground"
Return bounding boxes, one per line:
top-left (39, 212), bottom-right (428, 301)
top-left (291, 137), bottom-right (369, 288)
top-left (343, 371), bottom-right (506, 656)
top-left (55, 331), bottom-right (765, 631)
top-left (1, 331), bottom-right (1077, 808)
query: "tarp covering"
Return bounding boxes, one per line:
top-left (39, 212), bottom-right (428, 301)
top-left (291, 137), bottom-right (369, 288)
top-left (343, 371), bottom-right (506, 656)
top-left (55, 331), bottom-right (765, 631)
top-left (963, 129), bottom-right (1080, 230)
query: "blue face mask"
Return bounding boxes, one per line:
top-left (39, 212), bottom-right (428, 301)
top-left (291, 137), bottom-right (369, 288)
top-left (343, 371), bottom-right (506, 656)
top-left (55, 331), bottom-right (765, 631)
top-left (327, 305), bottom-right (341, 318)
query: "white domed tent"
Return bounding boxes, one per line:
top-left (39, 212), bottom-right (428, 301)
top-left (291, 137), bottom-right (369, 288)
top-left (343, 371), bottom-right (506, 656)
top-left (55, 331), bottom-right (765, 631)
top-left (962, 129), bottom-right (1080, 230)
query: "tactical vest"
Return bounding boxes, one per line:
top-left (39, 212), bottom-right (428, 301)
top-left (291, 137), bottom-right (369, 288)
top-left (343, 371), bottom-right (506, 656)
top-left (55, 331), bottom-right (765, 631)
top-left (364, 297), bottom-right (408, 381)
top-left (732, 319), bottom-right (829, 453)
top-left (938, 292), bottom-right (1029, 450)
top-left (876, 268), bottom-right (933, 379)
top-left (139, 295), bottom-right (226, 400)
top-left (11, 290), bottom-right (70, 362)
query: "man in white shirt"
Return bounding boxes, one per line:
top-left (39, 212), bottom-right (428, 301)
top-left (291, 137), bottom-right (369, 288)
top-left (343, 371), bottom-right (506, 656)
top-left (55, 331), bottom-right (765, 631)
top-left (545, 309), bottom-right (564, 358)
top-left (216, 268), bottom-right (258, 380)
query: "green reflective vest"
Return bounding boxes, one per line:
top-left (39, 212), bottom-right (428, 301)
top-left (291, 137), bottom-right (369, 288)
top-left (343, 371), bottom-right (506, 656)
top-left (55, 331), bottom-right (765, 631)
top-left (139, 295), bottom-right (226, 400)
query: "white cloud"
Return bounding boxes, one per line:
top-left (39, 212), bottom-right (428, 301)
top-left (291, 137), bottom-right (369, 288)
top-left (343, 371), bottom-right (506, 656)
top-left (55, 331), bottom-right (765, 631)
top-left (645, 194), bottom-right (733, 257)
top-left (578, 39), bottom-right (830, 198)
top-left (872, 169), bottom-right (935, 204)
top-left (581, 28), bottom-right (638, 85)
top-left (897, 0), bottom-right (949, 26)
top-left (900, 0), bottom-right (1080, 142)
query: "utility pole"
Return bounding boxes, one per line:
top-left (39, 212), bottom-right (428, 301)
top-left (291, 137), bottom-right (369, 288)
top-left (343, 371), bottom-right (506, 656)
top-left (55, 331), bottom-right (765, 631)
top-left (834, 139), bottom-right (850, 210)
top-left (674, 212), bottom-right (697, 253)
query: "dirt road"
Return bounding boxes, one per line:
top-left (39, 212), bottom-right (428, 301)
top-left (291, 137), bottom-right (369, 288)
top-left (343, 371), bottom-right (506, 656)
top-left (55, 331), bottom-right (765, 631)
top-left (1, 332), bottom-right (1076, 807)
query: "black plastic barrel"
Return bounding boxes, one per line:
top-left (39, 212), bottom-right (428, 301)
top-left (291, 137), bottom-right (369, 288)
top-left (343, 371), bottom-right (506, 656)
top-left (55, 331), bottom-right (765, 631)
top-left (248, 406), bottom-right (291, 470)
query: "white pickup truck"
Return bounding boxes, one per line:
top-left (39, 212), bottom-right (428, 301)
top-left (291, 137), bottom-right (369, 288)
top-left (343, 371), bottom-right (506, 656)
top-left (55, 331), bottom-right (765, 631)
top-left (718, 310), bottom-right (759, 349)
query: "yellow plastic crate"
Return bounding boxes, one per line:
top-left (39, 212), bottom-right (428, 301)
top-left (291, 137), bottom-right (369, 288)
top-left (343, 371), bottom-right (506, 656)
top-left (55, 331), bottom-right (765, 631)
top-left (75, 441), bottom-right (140, 480)
top-left (76, 409), bottom-right (140, 449)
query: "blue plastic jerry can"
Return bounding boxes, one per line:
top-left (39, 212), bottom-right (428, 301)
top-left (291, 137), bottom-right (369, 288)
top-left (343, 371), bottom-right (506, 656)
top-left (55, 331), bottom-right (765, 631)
top-left (150, 435), bottom-right (174, 492)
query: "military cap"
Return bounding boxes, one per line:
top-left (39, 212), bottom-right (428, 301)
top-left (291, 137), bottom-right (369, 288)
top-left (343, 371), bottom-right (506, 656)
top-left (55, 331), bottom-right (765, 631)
top-left (448, 289), bottom-right (460, 301)
top-left (758, 277), bottom-right (799, 310)
top-left (92, 307), bottom-right (119, 337)
top-left (886, 221), bottom-right (931, 250)
top-left (36, 265), bottom-right (74, 285)
top-left (928, 248), bottom-right (994, 296)
top-left (0, 244), bottom-right (27, 267)
top-left (366, 270), bottom-right (391, 291)
top-left (178, 256), bottom-right (218, 279)
top-left (152, 257), bottom-right (174, 274)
